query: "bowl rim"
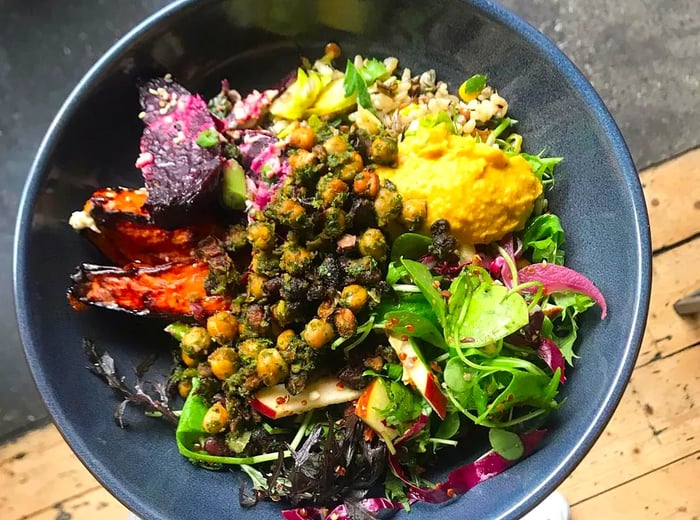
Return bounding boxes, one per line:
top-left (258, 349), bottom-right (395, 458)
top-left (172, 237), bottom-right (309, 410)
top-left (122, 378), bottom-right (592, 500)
top-left (13, 0), bottom-right (652, 518)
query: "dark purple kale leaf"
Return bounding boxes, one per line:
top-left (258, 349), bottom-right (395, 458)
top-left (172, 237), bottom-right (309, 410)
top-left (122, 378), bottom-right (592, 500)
top-left (83, 338), bottom-right (177, 427)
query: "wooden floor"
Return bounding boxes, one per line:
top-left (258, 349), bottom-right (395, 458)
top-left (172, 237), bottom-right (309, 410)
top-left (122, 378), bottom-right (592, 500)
top-left (1, 149), bottom-right (699, 520)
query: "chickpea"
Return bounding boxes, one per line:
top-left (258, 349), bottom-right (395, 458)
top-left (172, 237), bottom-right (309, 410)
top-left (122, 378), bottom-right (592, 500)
top-left (369, 136), bottom-right (398, 166)
top-left (238, 338), bottom-right (269, 360)
top-left (181, 349), bottom-right (198, 368)
top-left (256, 348), bottom-right (289, 386)
top-left (317, 175), bottom-right (349, 207)
top-left (246, 221), bottom-right (275, 251)
top-left (334, 308), bottom-right (357, 338)
top-left (400, 199), bottom-right (428, 231)
top-left (180, 326), bottom-right (211, 357)
top-left (208, 346), bottom-right (239, 380)
top-left (223, 224), bottom-right (248, 252)
top-left (276, 199), bottom-right (308, 228)
top-left (339, 151), bottom-right (364, 182)
top-left (323, 207), bottom-right (346, 239)
top-left (353, 170), bottom-right (380, 198)
top-left (206, 311), bottom-right (239, 344)
top-left (178, 379), bottom-right (193, 398)
top-left (323, 135), bottom-right (348, 154)
top-left (340, 284), bottom-right (369, 313)
top-left (272, 299), bottom-right (295, 327)
top-left (301, 318), bottom-right (336, 349)
top-left (202, 402), bottom-right (228, 434)
top-left (317, 299), bottom-right (336, 320)
top-left (250, 251), bottom-right (280, 276)
top-left (358, 228), bottom-right (388, 262)
top-left (247, 273), bottom-right (268, 300)
top-left (289, 126), bottom-right (316, 151)
top-left (288, 149), bottom-right (317, 172)
top-left (374, 182), bottom-right (403, 227)
top-left (276, 329), bottom-right (297, 352)
top-left (280, 244), bottom-right (314, 276)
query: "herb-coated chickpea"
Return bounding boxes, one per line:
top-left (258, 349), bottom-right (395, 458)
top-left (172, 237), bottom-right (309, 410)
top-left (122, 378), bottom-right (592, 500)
top-left (180, 326), bottom-right (211, 357)
top-left (333, 308), bottom-right (357, 338)
top-left (208, 346), bottom-right (239, 380)
top-left (301, 318), bottom-right (336, 349)
top-left (339, 284), bottom-right (369, 313)
top-left (202, 402), bottom-right (228, 434)
top-left (358, 228), bottom-right (388, 262)
top-left (289, 126), bottom-right (316, 151)
top-left (256, 348), bottom-right (289, 386)
top-left (206, 311), bottom-right (239, 344)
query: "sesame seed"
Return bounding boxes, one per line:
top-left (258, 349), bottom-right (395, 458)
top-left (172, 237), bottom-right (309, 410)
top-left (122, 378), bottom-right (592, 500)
top-left (137, 111), bottom-right (146, 120)
top-left (148, 88), bottom-right (158, 95)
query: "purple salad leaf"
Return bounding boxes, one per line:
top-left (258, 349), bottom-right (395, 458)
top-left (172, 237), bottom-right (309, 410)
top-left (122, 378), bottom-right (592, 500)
top-left (517, 263), bottom-right (607, 319)
top-left (537, 338), bottom-right (567, 383)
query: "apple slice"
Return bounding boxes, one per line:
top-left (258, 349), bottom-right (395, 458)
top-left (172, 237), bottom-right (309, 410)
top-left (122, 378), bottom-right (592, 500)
top-left (355, 378), bottom-right (399, 454)
top-left (388, 335), bottom-right (447, 419)
top-left (250, 376), bottom-right (361, 419)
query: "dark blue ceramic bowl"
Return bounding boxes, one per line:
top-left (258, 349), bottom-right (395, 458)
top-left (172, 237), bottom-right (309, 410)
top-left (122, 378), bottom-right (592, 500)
top-left (14, 1), bottom-right (651, 519)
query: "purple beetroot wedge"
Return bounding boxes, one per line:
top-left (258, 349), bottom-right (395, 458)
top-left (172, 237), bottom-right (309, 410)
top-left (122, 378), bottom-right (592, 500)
top-left (136, 77), bottom-right (224, 228)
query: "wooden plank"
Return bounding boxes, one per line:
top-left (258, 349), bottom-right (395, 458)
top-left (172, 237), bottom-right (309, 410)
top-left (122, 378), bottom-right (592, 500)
top-left (636, 239), bottom-right (700, 367)
top-left (569, 451), bottom-right (700, 519)
top-left (26, 487), bottom-right (127, 520)
top-left (0, 424), bottom-right (125, 520)
top-left (558, 343), bottom-right (700, 504)
top-left (641, 147), bottom-right (700, 251)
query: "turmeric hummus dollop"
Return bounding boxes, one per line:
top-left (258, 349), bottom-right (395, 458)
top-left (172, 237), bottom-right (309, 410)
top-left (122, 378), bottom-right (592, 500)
top-left (376, 123), bottom-right (542, 245)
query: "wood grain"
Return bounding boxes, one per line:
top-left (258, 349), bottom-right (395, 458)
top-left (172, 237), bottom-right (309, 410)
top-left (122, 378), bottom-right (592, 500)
top-left (641, 147), bottom-right (700, 251)
top-left (558, 343), bottom-right (700, 504)
top-left (637, 238), bottom-right (700, 367)
top-left (570, 451), bottom-right (700, 519)
top-left (0, 426), bottom-right (127, 519)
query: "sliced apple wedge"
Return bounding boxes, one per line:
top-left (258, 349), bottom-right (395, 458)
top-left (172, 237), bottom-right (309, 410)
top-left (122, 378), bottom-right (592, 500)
top-left (250, 376), bottom-right (362, 419)
top-left (388, 335), bottom-right (447, 419)
top-left (355, 378), bottom-right (399, 454)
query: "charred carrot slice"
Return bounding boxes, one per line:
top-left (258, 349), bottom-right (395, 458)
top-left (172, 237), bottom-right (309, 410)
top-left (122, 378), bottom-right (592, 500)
top-left (76, 187), bottom-right (223, 265)
top-left (68, 262), bottom-right (229, 320)
top-left (86, 187), bottom-right (150, 221)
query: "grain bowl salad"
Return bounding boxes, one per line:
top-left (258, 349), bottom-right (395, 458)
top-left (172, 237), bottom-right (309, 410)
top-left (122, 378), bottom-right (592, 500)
top-left (67, 44), bottom-right (607, 519)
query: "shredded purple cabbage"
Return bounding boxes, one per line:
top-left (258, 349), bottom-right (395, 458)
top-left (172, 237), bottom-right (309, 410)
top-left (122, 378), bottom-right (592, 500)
top-left (388, 429), bottom-right (547, 504)
top-left (281, 498), bottom-right (402, 520)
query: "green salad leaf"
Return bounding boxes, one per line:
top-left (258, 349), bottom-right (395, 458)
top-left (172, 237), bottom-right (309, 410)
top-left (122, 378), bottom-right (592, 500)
top-left (447, 269), bottom-right (529, 349)
top-left (544, 292), bottom-right (596, 364)
top-left (390, 233), bottom-right (433, 262)
top-left (523, 214), bottom-right (566, 265)
top-left (382, 310), bottom-right (447, 349)
top-left (400, 259), bottom-right (446, 327)
top-left (461, 73), bottom-right (488, 94)
top-left (488, 428), bottom-right (525, 460)
top-left (344, 61), bottom-right (372, 110)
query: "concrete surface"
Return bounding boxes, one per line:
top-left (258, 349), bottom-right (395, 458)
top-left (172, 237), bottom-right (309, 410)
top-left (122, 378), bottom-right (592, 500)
top-left (1, 0), bottom-right (698, 442)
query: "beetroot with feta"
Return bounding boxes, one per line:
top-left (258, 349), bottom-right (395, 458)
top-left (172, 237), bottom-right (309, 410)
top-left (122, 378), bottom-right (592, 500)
top-left (136, 78), bottom-right (224, 228)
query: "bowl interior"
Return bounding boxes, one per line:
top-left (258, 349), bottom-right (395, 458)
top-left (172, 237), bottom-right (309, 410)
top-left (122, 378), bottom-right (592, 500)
top-left (14, 0), bottom-right (650, 519)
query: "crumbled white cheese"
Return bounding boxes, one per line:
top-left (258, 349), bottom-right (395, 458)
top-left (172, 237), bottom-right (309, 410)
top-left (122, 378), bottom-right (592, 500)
top-left (69, 210), bottom-right (100, 233)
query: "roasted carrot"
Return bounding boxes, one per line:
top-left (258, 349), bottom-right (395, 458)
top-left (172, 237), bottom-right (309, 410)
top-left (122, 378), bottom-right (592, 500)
top-left (77, 187), bottom-right (223, 265)
top-left (68, 261), bottom-right (230, 320)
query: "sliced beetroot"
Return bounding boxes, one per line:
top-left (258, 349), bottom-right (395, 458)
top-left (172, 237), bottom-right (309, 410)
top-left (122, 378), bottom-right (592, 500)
top-left (137, 77), bottom-right (224, 228)
top-left (517, 263), bottom-right (608, 319)
top-left (537, 338), bottom-right (567, 383)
